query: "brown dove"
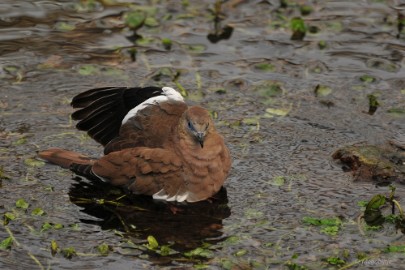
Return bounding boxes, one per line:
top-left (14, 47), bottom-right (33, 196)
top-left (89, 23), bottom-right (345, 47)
top-left (39, 86), bottom-right (231, 203)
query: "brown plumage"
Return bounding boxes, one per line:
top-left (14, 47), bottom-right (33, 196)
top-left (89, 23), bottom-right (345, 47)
top-left (38, 86), bottom-right (231, 203)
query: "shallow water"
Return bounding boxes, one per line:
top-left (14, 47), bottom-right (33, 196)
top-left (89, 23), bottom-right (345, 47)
top-left (1, 0), bottom-right (405, 269)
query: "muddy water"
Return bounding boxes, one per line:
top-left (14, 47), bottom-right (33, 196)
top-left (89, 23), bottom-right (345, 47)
top-left (1, 0), bottom-right (405, 269)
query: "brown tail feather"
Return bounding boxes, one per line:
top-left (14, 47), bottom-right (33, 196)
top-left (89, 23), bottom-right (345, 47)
top-left (38, 148), bottom-right (96, 169)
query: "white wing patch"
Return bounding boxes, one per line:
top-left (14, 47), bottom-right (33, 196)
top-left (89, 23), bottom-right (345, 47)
top-left (91, 169), bottom-right (109, 182)
top-left (153, 189), bottom-right (190, 202)
top-left (122, 87), bottom-right (184, 125)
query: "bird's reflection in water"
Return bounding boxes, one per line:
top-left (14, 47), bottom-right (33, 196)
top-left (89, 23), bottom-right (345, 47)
top-left (68, 177), bottom-right (231, 250)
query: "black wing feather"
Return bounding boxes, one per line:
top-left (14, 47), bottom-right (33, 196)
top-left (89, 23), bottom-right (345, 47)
top-left (71, 88), bottom-right (119, 108)
top-left (71, 87), bottom-right (164, 145)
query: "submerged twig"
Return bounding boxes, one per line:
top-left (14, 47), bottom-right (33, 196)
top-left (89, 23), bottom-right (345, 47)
top-left (392, 199), bottom-right (404, 218)
top-left (357, 214), bottom-right (365, 236)
top-left (28, 252), bottom-right (46, 270)
top-left (3, 225), bottom-right (46, 269)
top-left (4, 226), bottom-right (20, 247)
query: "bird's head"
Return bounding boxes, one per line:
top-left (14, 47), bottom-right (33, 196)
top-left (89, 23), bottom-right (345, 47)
top-left (181, 106), bottom-right (214, 148)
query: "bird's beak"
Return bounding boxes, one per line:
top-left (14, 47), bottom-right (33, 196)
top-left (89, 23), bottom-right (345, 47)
top-left (197, 132), bottom-right (205, 148)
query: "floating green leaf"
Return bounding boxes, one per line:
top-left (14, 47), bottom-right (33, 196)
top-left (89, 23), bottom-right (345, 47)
top-left (70, 223), bottom-right (80, 231)
top-left (125, 11), bottom-right (145, 29)
top-left (184, 44), bottom-right (206, 53)
top-left (214, 88), bottom-right (226, 94)
top-left (162, 38), bottom-right (172, 50)
top-left (3, 212), bottom-right (16, 225)
top-left (51, 240), bottom-right (59, 256)
top-left (255, 63), bottom-right (275, 72)
top-left (194, 264), bottom-right (209, 269)
top-left (31, 208), bottom-right (45, 216)
top-left (3, 65), bottom-right (18, 73)
top-left (318, 40), bottom-right (327, 49)
top-left (234, 249), bottom-right (248, 257)
top-left (303, 217), bottom-right (342, 227)
top-left (136, 37), bottom-right (156, 46)
top-left (41, 222), bottom-right (53, 232)
top-left (300, 5), bottom-right (313, 16)
top-left (360, 75), bottom-right (376, 83)
top-left (303, 216), bottom-right (342, 235)
top-left (264, 242), bottom-right (273, 248)
top-left (16, 198), bottom-right (29, 210)
top-left (245, 209), bottom-right (264, 219)
top-left (326, 256), bottom-right (345, 266)
top-left (73, 0), bottom-right (99, 12)
top-left (256, 81), bottom-right (284, 98)
top-left (144, 17), bottom-right (159, 27)
top-left (0, 237), bottom-right (13, 250)
top-left (357, 200), bottom-right (369, 207)
top-left (53, 223), bottom-right (64, 230)
top-left (0, 166), bottom-right (10, 180)
top-left (221, 259), bottom-right (234, 270)
top-left (55, 22), bottom-right (75, 31)
top-left (102, 67), bottom-right (128, 80)
top-left (285, 261), bottom-right (309, 270)
top-left (24, 158), bottom-right (45, 168)
top-left (97, 243), bottom-right (110, 256)
top-left (62, 247), bottom-right (76, 259)
top-left (13, 137), bottom-right (27, 146)
top-left (270, 176), bottom-right (285, 186)
top-left (290, 17), bottom-right (307, 40)
top-left (385, 245), bottom-right (405, 253)
top-left (242, 117), bottom-right (260, 126)
top-left (184, 247), bottom-right (213, 258)
top-left (364, 194), bottom-right (386, 225)
top-left (265, 107), bottom-right (291, 117)
top-left (366, 194), bottom-right (386, 210)
top-left (320, 226), bottom-right (340, 236)
top-left (78, 64), bottom-right (99, 76)
top-left (41, 222), bottom-right (64, 231)
top-left (385, 214), bottom-right (401, 224)
top-left (96, 199), bottom-right (105, 205)
top-left (225, 235), bottom-right (239, 244)
top-left (159, 245), bottom-right (175, 256)
top-left (314, 85), bottom-right (332, 97)
top-left (367, 94), bottom-right (380, 115)
top-left (146, 235), bottom-right (159, 250)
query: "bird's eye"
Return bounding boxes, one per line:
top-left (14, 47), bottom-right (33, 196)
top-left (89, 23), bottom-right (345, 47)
top-left (187, 121), bottom-right (195, 131)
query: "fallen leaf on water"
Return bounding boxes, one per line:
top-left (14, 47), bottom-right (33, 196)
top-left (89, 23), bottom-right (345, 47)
top-left (3, 212), bottom-right (16, 225)
top-left (314, 85), bottom-right (332, 97)
top-left (145, 235), bottom-right (159, 250)
top-left (97, 243), bottom-right (110, 256)
top-left (51, 240), bottom-right (59, 256)
top-left (62, 247), bottom-right (76, 259)
top-left (0, 237), bottom-right (13, 250)
top-left (24, 158), bottom-right (45, 168)
top-left (31, 208), bottom-right (45, 216)
top-left (264, 106), bottom-right (291, 117)
top-left (16, 198), bottom-right (29, 210)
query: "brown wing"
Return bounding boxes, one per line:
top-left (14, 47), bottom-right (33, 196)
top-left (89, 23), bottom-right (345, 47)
top-left (104, 101), bottom-right (187, 154)
top-left (92, 147), bottom-right (184, 197)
